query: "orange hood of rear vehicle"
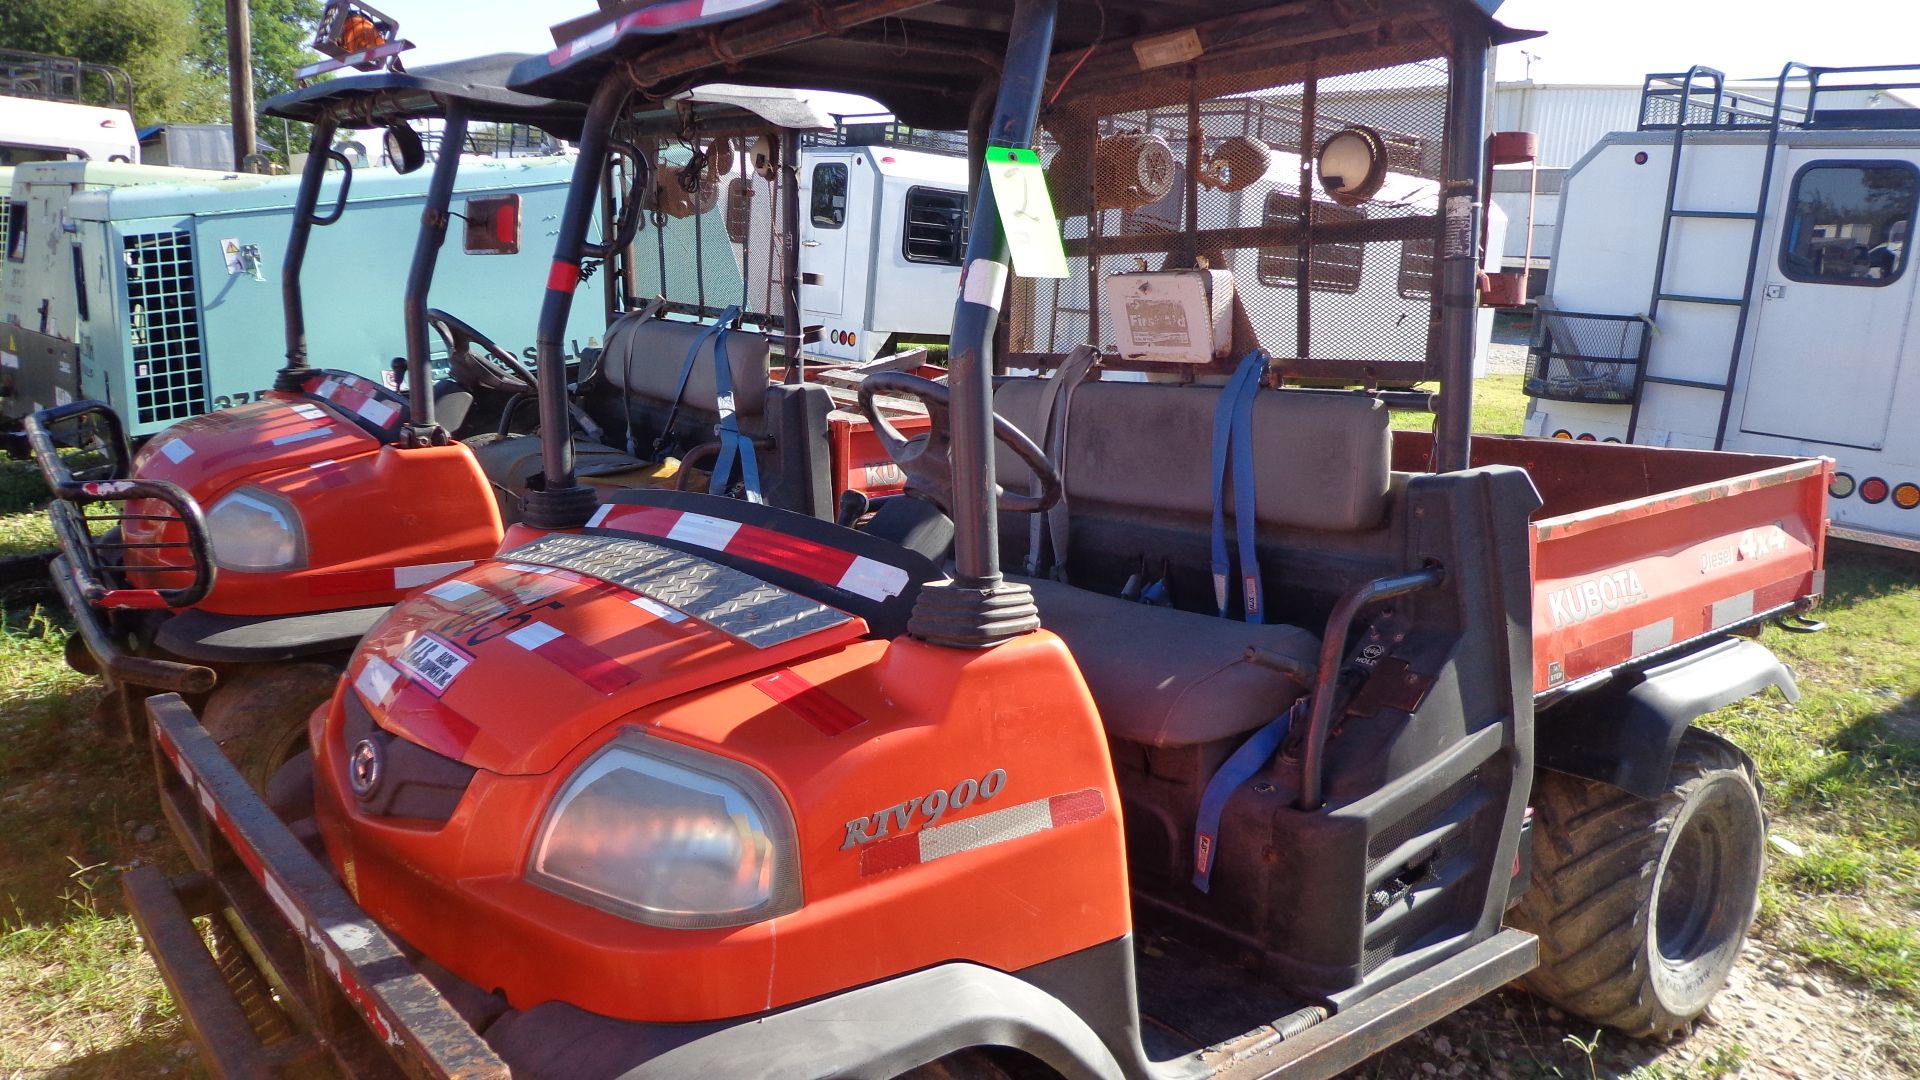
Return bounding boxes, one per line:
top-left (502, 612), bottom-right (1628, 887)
top-left (344, 545), bottom-right (871, 775)
top-left (134, 395), bottom-right (380, 498)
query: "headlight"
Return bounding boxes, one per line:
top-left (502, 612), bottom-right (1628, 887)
top-left (528, 732), bottom-right (801, 928)
top-left (206, 486), bottom-right (306, 571)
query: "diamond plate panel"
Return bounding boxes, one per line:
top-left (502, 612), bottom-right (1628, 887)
top-left (501, 534), bottom-right (850, 649)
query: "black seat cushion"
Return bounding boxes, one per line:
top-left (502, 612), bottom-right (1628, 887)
top-left (1017, 576), bottom-right (1319, 748)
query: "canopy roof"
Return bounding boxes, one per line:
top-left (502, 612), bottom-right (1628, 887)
top-left (511, 0), bottom-right (1530, 130)
top-left (265, 53), bottom-right (588, 138)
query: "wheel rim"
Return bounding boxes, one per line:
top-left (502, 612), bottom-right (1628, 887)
top-left (1655, 811), bottom-right (1724, 964)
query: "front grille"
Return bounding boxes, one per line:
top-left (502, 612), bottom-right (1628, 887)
top-left (123, 229), bottom-right (206, 426)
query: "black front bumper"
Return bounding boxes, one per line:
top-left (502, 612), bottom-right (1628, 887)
top-left (50, 553), bottom-right (215, 698)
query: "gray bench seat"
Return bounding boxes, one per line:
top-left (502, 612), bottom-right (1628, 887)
top-left (1017, 575), bottom-right (1319, 748)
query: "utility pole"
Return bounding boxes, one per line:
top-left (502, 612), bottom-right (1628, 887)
top-left (227, 0), bottom-right (258, 170)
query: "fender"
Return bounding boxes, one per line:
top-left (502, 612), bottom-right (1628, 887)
top-left (1534, 636), bottom-right (1788, 799)
top-left (486, 960), bottom-right (1131, 1080)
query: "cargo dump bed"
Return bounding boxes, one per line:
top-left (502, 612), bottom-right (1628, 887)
top-left (1394, 433), bottom-right (1830, 696)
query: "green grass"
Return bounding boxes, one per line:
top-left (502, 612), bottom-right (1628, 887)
top-left (0, 457), bottom-right (55, 557)
top-left (0, 453), bottom-right (191, 1073)
top-left (1388, 373), bottom-right (1529, 436)
top-left (0, 604), bottom-right (192, 1075)
top-left (1798, 910), bottom-right (1920, 1000)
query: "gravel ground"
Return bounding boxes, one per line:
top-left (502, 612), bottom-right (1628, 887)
top-left (1343, 938), bottom-right (1914, 1078)
top-left (1485, 312), bottom-right (1531, 375)
top-left (1485, 341), bottom-right (1530, 375)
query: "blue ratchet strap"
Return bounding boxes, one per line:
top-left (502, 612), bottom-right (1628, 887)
top-left (1192, 699), bottom-right (1305, 893)
top-left (704, 306), bottom-right (763, 503)
top-left (1209, 351), bottom-right (1269, 621)
top-left (656, 318), bottom-right (718, 457)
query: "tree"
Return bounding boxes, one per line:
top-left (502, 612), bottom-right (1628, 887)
top-left (191, 0), bottom-right (326, 116)
top-left (0, 0), bottom-right (226, 122)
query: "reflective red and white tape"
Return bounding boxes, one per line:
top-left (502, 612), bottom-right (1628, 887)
top-left (753, 668), bottom-right (866, 736)
top-left (504, 621), bottom-right (643, 694)
top-left (312, 374), bottom-right (400, 428)
top-left (150, 717), bottom-right (404, 1047)
top-left (587, 504), bottom-right (909, 603)
top-left (310, 560), bottom-right (474, 597)
top-left (547, 0), bottom-right (764, 62)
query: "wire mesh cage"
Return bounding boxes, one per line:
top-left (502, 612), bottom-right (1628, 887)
top-left (625, 126), bottom-right (790, 332)
top-left (1008, 36), bottom-right (1452, 384)
top-left (1521, 309), bottom-right (1650, 404)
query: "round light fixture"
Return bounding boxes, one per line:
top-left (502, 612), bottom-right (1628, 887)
top-left (1317, 126), bottom-right (1388, 205)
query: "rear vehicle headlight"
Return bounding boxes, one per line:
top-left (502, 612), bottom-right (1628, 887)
top-left (528, 732), bottom-right (801, 929)
top-left (206, 487), bottom-right (307, 571)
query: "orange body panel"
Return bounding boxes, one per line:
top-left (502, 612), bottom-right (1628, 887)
top-left (1529, 458), bottom-right (1829, 692)
top-left (131, 394), bottom-right (382, 506)
top-left (314, 556), bottom-right (1130, 1023)
top-left (123, 393), bottom-right (504, 616)
top-left (1390, 431), bottom-right (1830, 694)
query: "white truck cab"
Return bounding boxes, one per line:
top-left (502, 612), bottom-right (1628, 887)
top-left (797, 124), bottom-right (968, 363)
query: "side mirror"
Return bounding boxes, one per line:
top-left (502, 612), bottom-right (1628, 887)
top-left (384, 123), bottom-right (425, 174)
top-left (464, 195), bottom-right (520, 255)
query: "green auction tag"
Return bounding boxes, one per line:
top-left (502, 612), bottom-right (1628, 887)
top-left (984, 146), bottom-right (1069, 278)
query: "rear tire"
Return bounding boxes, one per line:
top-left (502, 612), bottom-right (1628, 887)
top-left (199, 662), bottom-right (340, 794)
top-left (1510, 730), bottom-right (1764, 1038)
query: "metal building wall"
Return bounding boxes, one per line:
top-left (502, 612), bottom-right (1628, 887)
top-left (1492, 83), bottom-right (1641, 169)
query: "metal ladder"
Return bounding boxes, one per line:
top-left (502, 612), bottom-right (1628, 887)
top-left (1628, 63), bottom-right (1809, 446)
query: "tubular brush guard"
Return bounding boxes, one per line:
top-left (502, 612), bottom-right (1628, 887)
top-left (26, 401), bottom-right (217, 610)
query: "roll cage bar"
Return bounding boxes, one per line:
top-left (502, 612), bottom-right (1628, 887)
top-left (509, 0), bottom-right (1525, 645)
top-left (260, 54), bottom-right (589, 444)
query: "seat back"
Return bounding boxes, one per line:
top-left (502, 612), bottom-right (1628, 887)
top-left (595, 314), bottom-right (772, 423)
top-left (994, 377), bottom-right (1391, 533)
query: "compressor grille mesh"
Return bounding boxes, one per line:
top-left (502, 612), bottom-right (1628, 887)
top-left (123, 229), bottom-right (206, 425)
top-left (1008, 33), bottom-right (1454, 384)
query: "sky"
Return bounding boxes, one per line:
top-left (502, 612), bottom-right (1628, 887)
top-left (1491, 0), bottom-right (1920, 85)
top-left (392, 0), bottom-right (1920, 92)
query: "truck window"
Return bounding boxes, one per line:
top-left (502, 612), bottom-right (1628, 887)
top-left (811, 162), bottom-right (848, 228)
top-left (902, 186), bottom-right (967, 265)
top-left (5, 201), bottom-right (23, 262)
top-left (1257, 192), bottom-right (1363, 293)
top-left (1779, 161), bottom-right (1919, 286)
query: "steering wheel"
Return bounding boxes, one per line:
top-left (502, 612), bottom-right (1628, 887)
top-left (428, 309), bottom-right (539, 395)
top-left (857, 371), bottom-right (1061, 515)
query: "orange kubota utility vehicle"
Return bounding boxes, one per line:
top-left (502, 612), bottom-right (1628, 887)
top-left (129, 2), bottom-right (1831, 1078)
top-left (32, 52), bottom-right (930, 788)
top-left (24, 54), bottom-right (605, 788)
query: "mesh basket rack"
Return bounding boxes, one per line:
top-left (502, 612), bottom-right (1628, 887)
top-left (1521, 309), bottom-right (1651, 404)
top-left (1006, 31), bottom-right (1453, 385)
